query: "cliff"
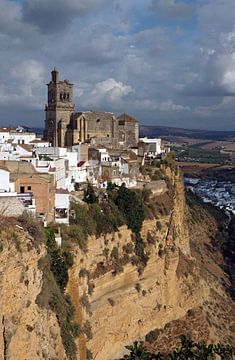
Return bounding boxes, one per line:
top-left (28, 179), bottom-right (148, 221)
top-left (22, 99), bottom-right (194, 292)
top-left (0, 219), bottom-right (66, 360)
top-left (66, 173), bottom-right (209, 360)
top-left (0, 172), bottom-right (234, 360)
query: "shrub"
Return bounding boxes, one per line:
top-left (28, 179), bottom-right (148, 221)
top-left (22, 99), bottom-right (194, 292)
top-left (64, 224), bottom-right (88, 252)
top-left (115, 184), bottom-right (145, 234)
top-left (145, 328), bottom-right (160, 344)
top-left (79, 268), bottom-right (89, 278)
top-left (102, 247), bottom-right (109, 258)
top-left (69, 202), bottom-right (95, 235)
top-left (135, 234), bottom-right (149, 266)
top-left (84, 184), bottom-right (98, 204)
top-left (120, 335), bottom-right (234, 360)
top-left (107, 297), bottom-right (115, 306)
top-left (80, 293), bottom-right (92, 315)
top-left (36, 257), bottom-right (80, 359)
top-left (83, 321), bottom-right (93, 340)
top-left (45, 228), bottom-right (69, 291)
top-left (158, 249), bottom-right (165, 258)
top-left (156, 221), bottom-right (162, 231)
top-left (18, 211), bottom-right (44, 247)
top-left (86, 349), bottom-right (93, 360)
top-left (111, 246), bottom-right (119, 260)
top-left (123, 242), bottom-right (134, 254)
top-left (88, 282), bottom-right (95, 296)
top-left (147, 232), bottom-right (156, 245)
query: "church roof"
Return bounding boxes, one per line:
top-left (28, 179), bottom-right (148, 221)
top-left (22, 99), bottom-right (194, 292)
top-left (74, 111), bottom-right (116, 122)
top-left (117, 113), bottom-right (138, 123)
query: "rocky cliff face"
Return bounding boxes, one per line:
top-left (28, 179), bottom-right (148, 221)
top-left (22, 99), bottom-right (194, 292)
top-left (0, 173), bottom-right (233, 360)
top-left (66, 173), bottom-right (209, 360)
top-left (0, 220), bottom-right (66, 360)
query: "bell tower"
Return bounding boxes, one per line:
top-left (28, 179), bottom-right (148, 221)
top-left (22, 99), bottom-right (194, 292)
top-left (44, 69), bottom-right (75, 147)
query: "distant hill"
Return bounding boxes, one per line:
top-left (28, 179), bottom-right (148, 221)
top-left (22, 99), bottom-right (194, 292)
top-left (140, 125), bottom-right (235, 141)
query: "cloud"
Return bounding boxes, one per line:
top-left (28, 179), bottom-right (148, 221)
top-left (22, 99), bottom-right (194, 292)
top-left (150, 0), bottom-right (193, 19)
top-left (133, 98), bottom-right (190, 112)
top-left (0, 0), bottom-right (23, 35)
top-left (82, 78), bottom-right (134, 107)
top-left (197, 0), bottom-right (235, 33)
top-left (181, 24), bottom-right (235, 97)
top-left (0, 60), bottom-right (45, 109)
top-left (1, 0), bottom-right (235, 130)
top-left (22, 0), bottom-right (109, 33)
top-left (64, 24), bottom-right (127, 65)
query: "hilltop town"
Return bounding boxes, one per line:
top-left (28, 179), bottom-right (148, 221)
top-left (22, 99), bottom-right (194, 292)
top-left (0, 69), bottom-right (167, 226)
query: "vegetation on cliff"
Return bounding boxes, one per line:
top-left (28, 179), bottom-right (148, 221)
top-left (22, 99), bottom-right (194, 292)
top-left (36, 226), bottom-right (80, 359)
top-left (67, 182), bottom-right (152, 266)
top-left (121, 336), bottom-right (234, 359)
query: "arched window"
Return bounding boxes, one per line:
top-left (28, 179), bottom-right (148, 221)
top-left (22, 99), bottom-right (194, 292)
top-left (67, 93), bottom-right (70, 101)
top-left (60, 93), bottom-right (63, 101)
top-left (63, 92), bottom-right (66, 100)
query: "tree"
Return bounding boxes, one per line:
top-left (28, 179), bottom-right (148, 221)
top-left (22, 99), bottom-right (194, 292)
top-left (84, 184), bottom-right (97, 204)
top-left (115, 184), bottom-right (145, 234)
top-left (120, 336), bottom-right (234, 360)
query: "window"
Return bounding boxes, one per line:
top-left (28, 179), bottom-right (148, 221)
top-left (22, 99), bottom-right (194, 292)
top-left (67, 93), bottom-right (70, 101)
top-left (97, 119), bottom-right (100, 123)
top-left (60, 93), bottom-right (63, 101)
top-left (20, 186), bottom-right (25, 193)
top-left (107, 134), bottom-right (109, 137)
top-left (28, 186), bottom-right (31, 191)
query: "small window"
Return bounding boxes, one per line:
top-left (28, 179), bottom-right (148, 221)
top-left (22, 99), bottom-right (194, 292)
top-left (63, 92), bottom-right (66, 100)
top-left (60, 93), bottom-right (63, 100)
top-left (97, 119), bottom-right (100, 123)
top-left (107, 134), bottom-right (109, 137)
top-left (20, 186), bottom-right (25, 193)
top-left (28, 186), bottom-right (31, 191)
top-left (67, 93), bottom-right (70, 101)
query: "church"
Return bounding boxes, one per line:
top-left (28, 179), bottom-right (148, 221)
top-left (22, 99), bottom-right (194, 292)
top-left (44, 69), bottom-right (139, 148)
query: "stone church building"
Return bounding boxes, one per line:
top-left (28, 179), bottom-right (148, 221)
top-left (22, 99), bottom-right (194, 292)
top-left (44, 69), bottom-right (139, 148)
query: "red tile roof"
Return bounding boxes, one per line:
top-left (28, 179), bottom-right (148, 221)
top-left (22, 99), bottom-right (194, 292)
top-left (77, 161), bottom-right (86, 167)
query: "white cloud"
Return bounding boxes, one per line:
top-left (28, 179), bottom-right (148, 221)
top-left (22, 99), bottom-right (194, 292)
top-left (82, 78), bottom-right (134, 107)
top-left (0, 60), bottom-right (45, 109)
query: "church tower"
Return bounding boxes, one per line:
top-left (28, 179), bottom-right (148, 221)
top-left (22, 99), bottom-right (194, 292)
top-left (44, 69), bottom-right (74, 147)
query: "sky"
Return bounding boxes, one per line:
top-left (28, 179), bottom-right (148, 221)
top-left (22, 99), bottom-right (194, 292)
top-left (0, 0), bottom-right (235, 130)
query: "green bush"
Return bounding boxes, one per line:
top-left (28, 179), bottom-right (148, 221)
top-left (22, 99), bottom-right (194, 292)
top-left (84, 184), bottom-right (98, 204)
top-left (36, 257), bottom-right (80, 360)
top-left (120, 335), bottom-right (234, 359)
top-left (45, 228), bottom-right (69, 291)
top-left (83, 320), bottom-right (93, 340)
top-left (70, 202), bottom-right (96, 236)
top-left (145, 328), bottom-right (160, 344)
top-left (115, 184), bottom-right (145, 234)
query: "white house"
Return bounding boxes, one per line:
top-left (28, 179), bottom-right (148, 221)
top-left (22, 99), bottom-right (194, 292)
top-left (0, 168), bottom-right (10, 192)
top-left (55, 189), bottom-right (70, 224)
top-left (0, 128), bottom-right (10, 144)
top-left (139, 137), bottom-right (163, 158)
